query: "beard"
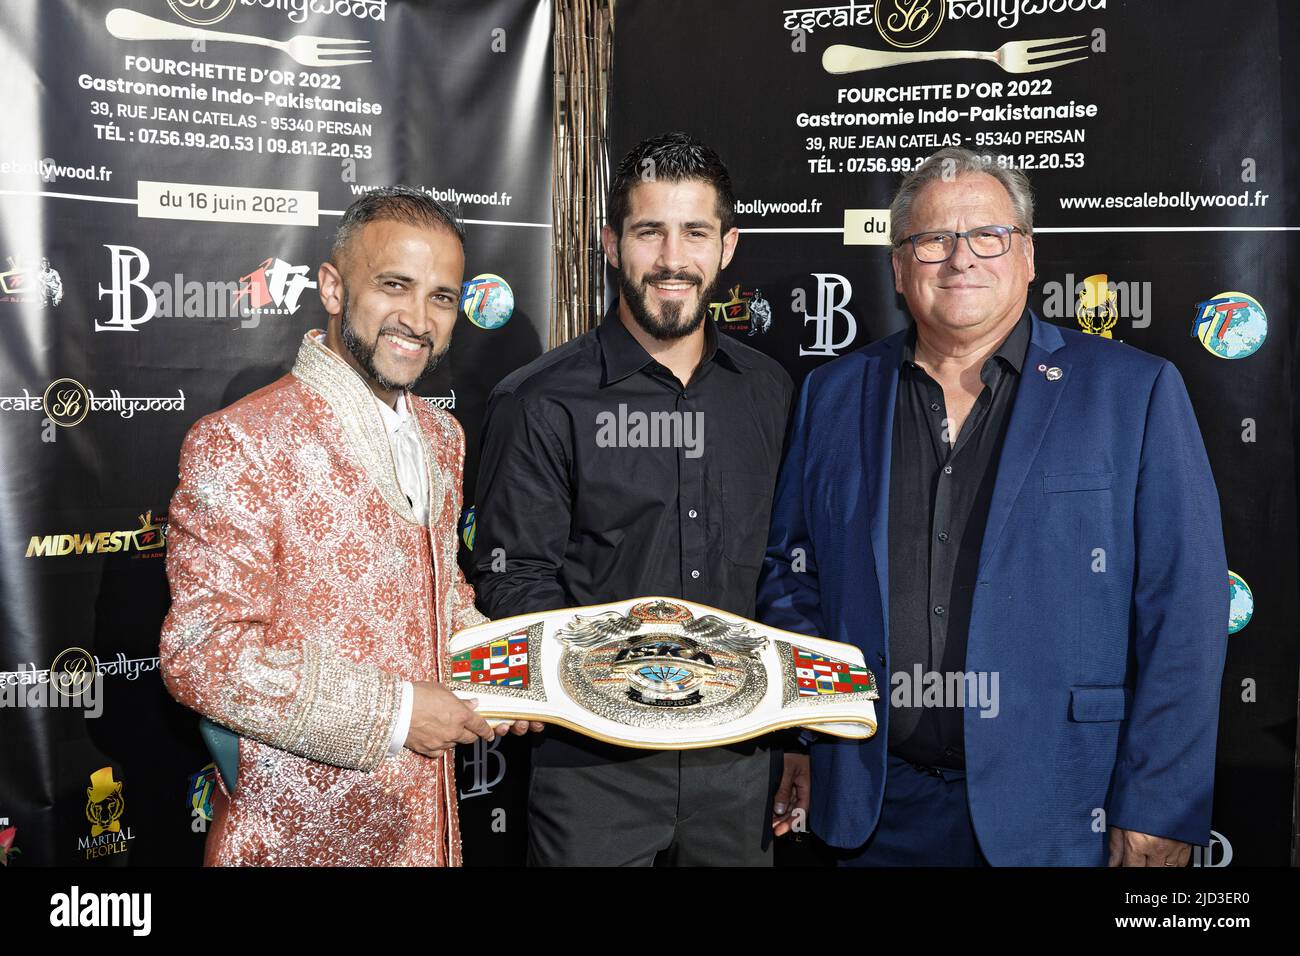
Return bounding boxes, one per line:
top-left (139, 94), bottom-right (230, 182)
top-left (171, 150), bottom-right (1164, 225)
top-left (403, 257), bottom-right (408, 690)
top-left (618, 263), bottom-right (724, 342)
top-left (339, 288), bottom-right (447, 393)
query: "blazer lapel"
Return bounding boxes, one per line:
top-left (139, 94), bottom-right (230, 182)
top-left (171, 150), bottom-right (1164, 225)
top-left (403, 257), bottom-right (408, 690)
top-left (861, 338), bottom-right (901, 632)
top-left (977, 313), bottom-right (1069, 575)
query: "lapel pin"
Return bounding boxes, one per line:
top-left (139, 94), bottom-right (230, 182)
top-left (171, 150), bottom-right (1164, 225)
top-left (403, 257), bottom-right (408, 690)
top-left (1037, 364), bottom-right (1047, 372)
top-left (1045, 367), bottom-right (1063, 381)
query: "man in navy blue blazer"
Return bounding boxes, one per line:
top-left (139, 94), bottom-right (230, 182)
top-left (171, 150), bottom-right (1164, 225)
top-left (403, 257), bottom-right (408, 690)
top-left (758, 148), bottom-right (1228, 866)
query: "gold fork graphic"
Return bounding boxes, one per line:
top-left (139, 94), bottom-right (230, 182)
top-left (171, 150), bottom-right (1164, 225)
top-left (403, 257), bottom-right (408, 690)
top-left (823, 36), bottom-right (1089, 75)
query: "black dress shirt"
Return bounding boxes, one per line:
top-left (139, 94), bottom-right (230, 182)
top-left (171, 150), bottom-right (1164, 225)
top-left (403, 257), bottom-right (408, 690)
top-left (887, 309), bottom-right (1031, 770)
top-left (473, 305), bottom-right (793, 765)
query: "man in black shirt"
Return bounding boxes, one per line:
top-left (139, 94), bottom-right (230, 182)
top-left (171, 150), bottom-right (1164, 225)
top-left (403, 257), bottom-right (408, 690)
top-left (473, 133), bottom-right (794, 866)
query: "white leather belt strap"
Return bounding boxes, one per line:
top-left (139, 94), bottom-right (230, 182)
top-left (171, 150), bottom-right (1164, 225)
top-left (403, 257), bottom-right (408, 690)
top-left (447, 597), bottom-right (879, 750)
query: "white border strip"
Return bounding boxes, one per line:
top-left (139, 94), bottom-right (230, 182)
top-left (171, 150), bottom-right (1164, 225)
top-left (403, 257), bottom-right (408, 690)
top-left (0, 189), bottom-right (552, 227)
top-left (0, 189), bottom-right (137, 205)
top-left (740, 227), bottom-right (844, 233)
top-left (1037, 226), bottom-right (1300, 233)
top-left (319, 208), bottom-right (552, 228)
top-left (740, 224), bottom-right (1300, 234)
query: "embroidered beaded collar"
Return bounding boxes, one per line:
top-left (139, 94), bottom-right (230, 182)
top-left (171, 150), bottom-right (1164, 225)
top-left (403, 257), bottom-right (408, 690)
top-left (291, 329), bottom-right (432, 527)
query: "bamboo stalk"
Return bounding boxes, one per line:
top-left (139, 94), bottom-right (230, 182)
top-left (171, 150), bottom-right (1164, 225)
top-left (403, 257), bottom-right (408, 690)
top-left (551, 0), bottom-right (615, 348)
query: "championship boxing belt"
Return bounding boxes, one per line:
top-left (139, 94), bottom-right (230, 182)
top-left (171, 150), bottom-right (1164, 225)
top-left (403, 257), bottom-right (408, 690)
top-left (447, 597), bottom-right (879, 749)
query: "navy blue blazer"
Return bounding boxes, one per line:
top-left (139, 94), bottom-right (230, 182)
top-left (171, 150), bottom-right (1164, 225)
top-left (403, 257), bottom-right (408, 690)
top-left (757, 311), bottom-right (1228, 865)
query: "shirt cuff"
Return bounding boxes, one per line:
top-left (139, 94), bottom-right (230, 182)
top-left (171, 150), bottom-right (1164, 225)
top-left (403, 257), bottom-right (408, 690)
top-left (388, 681), bottom-right (413, 757)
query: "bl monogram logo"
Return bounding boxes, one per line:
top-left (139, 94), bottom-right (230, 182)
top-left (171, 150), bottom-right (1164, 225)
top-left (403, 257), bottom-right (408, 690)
top-left (96, 245), bottom-right (156, 332)
top-left (799, 273), bottom-right (858, 357)
top-left (458, 736), bottom-right (507, 800)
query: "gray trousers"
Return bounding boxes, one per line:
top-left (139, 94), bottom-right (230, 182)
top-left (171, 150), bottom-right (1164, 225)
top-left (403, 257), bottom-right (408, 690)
top-left (526, 738), bottom-right (781, 866)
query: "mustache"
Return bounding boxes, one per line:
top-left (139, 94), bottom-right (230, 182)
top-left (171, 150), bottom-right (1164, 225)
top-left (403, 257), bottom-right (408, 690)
top-left (378, 325), bottom-right (435, 347)
top-left (642, 270), bottom-right (701, 287)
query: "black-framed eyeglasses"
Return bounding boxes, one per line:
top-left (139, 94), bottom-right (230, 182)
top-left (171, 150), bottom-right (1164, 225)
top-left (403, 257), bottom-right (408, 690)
top-left (897, 225), bottom-right (1026, 263)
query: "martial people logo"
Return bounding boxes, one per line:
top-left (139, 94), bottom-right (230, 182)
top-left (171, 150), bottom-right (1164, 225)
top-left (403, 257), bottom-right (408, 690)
top-left (0, 255), bottom-right (63, 307)
top-left (1076, 272), bottom-right (1118, 338)
top-left (1228, 571), bottom-right (1253, 635)
top-left (799, 273), bottom-right (858, 357)
top-left (874, 0), bottom-right (946, 48)
top-left (167, 0), bottom-right (238, 25)
top-left (234, 256), bottom-right (317, 320)
top-left (42, 378), bottom-right (90, 428)
top-left (709, 285), bottom-right (772, 336)
top-left (1191, 291), bottom-right (1266, 360)
top-left (81, 768), bottom-right (135, 860)
top-left (461, 273), bottom-right (514, 329)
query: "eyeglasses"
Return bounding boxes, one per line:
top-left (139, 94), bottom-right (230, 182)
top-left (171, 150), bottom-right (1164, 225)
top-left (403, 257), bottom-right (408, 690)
top-left (897, 225), bottom-right (1026, 263)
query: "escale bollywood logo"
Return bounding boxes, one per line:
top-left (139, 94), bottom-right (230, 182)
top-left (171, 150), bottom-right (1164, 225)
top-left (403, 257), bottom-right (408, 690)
top-left (43, 379), bottom-right (90, 428)
top-left (874, 0), bottom-right (945, 48)
top-left (166, 0), bottom-right (238, 26)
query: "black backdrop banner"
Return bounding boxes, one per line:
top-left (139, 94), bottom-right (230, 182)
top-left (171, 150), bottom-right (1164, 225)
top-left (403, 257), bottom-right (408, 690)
top-left (0, 0), bottom-right (552, 866)
top-left (609, 0), bottom-right (1298, 865)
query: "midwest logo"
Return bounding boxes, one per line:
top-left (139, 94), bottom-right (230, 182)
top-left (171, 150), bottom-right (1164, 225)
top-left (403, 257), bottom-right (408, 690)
top-left (26, 512), bottom-right (166, 558)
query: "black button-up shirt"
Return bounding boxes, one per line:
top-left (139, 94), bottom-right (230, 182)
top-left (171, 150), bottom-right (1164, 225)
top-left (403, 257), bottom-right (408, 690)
top-left (473, 304), bottom-right (793, 621)
top-left (472, 306), bottom-right (793, 766)
top-left (887, 309), bottom-right (1031, 770)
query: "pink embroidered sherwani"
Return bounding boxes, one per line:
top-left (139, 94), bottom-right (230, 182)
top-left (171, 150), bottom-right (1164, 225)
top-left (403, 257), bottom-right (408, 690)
top-left (160, 330), bottom-right (486, 866)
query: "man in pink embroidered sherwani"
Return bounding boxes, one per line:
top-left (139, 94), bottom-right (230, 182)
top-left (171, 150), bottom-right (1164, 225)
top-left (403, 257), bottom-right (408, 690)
top-left (160, 187), bottom-right (538, 866)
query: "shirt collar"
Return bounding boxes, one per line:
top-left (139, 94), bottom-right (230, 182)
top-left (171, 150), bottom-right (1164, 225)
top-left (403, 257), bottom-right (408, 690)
top-left (598, 301), bottom-right (744, 386)
top-left (374, 390), bottom-right (410, 435)
top-left (900, 307), bottom-right (1032, 376)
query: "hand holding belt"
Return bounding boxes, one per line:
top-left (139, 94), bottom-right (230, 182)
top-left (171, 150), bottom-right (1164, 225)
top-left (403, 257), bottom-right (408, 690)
top-left (446, 597), bottom-right (879, 750)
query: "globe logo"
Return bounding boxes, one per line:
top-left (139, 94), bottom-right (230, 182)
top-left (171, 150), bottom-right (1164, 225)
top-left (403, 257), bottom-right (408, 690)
top-left (1228, 571), bottom-right (1253, 634)
top-left (461, 273), bottom-right (514, 330)
top-left (638, 665), bottom-right (692, 686)
top-left (1191, 292), bottom-right (1266, 360)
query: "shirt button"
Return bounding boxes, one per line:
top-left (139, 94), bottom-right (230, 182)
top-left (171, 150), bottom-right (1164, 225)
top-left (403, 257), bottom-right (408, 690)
top-left (943, 465), bottom-right (953, 475)
top-left (688, 509), bottom-right (698, 519)
top-left (930, 402), bottom-right (941, 412)
top-left (937, 531), bottom-right (949, 542)
top-left (933, 605), bottom-right (945, 616)
top-left (691, 569), bottom-right (700, 579)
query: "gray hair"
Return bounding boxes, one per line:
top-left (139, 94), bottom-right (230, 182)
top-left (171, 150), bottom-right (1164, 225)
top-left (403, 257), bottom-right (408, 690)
top-left (889, 148), bottom-right (1034, 246)
top-left (331, 185), bottom-right (465, 266)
